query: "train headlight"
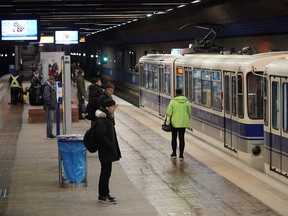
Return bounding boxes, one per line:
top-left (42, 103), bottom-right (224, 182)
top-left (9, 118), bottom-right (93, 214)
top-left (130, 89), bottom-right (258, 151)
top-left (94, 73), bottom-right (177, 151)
top-left (252, 145), bottom-right (262, 156)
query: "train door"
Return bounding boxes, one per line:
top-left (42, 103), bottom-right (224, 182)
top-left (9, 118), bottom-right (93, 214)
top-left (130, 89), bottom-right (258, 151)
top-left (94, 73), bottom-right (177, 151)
top-left (223, 71), bottom-right (237, 151)
top-left (139, 63), bottom-right (145, 107)
top-left (159, 64), bottom-right (172, 116)
top-left (184, 67), bottom-right (193, 102)
top-left (281, 80), bottom-right (288, 174)
top-left (269, 77), bottom-right (287, 174)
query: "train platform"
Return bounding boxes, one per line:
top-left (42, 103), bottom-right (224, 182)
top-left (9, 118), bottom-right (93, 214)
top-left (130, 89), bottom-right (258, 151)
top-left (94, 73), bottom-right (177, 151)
top-left (0, 75), bottom-right (288, 216)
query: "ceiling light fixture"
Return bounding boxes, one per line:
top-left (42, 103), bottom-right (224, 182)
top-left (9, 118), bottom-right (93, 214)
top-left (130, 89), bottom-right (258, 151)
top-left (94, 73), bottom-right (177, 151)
top-left (191, 0), bottom-right (201, 3)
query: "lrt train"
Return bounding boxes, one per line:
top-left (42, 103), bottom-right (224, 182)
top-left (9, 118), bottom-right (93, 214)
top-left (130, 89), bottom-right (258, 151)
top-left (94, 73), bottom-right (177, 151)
top-left (264, 56), bottom-right (288, 184)
top-left (138, 51), bottom-right (288, 185)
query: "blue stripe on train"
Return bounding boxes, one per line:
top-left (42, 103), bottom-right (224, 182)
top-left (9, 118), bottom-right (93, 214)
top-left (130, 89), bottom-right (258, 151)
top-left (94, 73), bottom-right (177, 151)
top-left (140, 89), bottom-right (263, 140)
top-left (264, 131), bottom-right (288, 156)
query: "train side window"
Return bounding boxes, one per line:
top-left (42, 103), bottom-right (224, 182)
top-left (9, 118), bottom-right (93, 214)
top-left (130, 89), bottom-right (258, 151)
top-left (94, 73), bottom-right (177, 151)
top-left (202, 69), bottom-right (211, 108)
top-left (237, 74), bottom-right (244, 118)
top-left (211, 70), bottom-right (222, 111)
top-left (283, 83), bottom-right (288, 132)
top-left (232, 76), bottom-right (237, 116)
top-left (193, 68), bottom-right (202, 105)
top-left (272, 81), bottom-right (279, 130)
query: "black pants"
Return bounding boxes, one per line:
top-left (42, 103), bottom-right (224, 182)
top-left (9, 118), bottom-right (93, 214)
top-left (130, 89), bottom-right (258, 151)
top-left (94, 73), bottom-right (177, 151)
top-left (78, 99), bottom-right (85, 117)
top-left (10, 88), bottom-right (21, 104)
top-left (98, 162), bottom-right (112, 197)
top-left (171, 128), bottom-right (186, 157)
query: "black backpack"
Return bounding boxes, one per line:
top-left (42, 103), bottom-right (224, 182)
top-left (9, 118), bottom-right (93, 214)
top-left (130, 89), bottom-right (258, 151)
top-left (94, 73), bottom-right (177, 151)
top-left (83, 121), bottom-right (98, 153)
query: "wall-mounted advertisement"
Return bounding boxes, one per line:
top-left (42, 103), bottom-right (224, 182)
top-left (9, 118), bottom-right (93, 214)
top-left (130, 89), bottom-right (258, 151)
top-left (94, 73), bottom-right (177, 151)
top-left (1, 19), bottom-right (39, 41)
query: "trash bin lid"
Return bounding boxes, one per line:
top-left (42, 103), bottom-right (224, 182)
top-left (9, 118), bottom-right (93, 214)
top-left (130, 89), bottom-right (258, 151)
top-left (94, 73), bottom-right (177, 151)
top-left (57, 134), bottom-right (83, 141)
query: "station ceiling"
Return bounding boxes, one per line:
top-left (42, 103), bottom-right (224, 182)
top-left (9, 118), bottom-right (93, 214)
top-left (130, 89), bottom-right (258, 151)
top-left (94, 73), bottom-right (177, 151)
top-left (1, 0), bottom-right (288, 45)
top-left (0, 0), bottom-right (211, 37)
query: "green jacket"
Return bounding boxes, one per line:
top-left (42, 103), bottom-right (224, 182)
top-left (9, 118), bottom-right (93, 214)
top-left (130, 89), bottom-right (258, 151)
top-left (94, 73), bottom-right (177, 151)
top-left (166, 95), bottom-right (191, 128)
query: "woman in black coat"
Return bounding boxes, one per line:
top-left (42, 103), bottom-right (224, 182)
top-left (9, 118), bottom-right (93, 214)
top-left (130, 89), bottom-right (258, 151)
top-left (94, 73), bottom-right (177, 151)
top-left (95, 99), bottom-right (121, 204)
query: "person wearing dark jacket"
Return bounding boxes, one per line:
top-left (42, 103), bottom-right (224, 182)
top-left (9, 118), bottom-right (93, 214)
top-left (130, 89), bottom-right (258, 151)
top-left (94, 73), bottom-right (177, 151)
top-left (95, 99), bottom-right (121, 204)
top-left (43, 76), bottom-right (57, 139)
top-left (76, 70), bottom-right (86, 119)
top-left (85, 78), bottom-right (103, 123)
top-left (88, 77), bottom-right (103, 102)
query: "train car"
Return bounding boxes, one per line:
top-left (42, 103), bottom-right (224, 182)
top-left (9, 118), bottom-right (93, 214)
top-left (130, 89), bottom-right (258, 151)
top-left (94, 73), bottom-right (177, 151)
top-left (139, 54), bottom-right (181, 116)
top-left (264, 57), bottom-right (288, 184)
top-left (139, 51), bottom-right (288, 171)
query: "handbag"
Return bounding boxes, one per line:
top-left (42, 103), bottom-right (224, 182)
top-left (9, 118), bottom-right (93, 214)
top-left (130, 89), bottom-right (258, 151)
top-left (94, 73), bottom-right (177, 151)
top-left (162, 116), bottom-right (173, 132)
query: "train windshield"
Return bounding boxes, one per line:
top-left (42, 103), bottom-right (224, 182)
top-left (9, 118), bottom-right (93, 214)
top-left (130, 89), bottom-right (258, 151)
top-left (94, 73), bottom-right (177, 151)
top-left (247, 72), bottom-right (264, 119)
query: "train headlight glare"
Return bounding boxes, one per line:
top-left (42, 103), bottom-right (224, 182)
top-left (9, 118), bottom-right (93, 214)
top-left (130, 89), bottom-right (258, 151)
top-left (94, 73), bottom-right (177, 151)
top-left (252, 146), bottom-right (261, 156)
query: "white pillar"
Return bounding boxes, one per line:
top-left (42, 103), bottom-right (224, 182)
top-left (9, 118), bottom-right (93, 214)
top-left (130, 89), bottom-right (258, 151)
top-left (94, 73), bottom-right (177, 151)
top-left (62, 55), bottom-right (72, 134)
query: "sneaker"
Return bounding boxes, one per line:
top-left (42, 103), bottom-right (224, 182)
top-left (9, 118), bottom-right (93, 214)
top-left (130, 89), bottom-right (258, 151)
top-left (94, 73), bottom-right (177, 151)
top-left (98, 196), bottom-right (117, 204)
top-left (179, 156), bottom-right (184, 161)
top-left (170, 153), bottom-right (176, 159)
top-left (47, 134), bottom-right (56, 139)
top-left (108, 195), bottom-right (117, 201)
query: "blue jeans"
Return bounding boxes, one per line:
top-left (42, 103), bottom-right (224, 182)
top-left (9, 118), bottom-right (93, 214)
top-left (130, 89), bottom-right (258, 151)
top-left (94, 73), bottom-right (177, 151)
top-left (46, 109), bottom-right (54, 136)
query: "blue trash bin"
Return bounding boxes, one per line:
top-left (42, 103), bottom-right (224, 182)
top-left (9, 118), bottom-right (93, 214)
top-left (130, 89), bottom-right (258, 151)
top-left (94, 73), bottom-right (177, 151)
top-left (57, 134), bottom-right (87, 188)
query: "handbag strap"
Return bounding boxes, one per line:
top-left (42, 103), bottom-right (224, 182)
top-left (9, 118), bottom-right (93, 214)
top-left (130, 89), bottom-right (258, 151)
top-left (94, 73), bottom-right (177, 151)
top-left (165, 115), bottom-right (170, 123)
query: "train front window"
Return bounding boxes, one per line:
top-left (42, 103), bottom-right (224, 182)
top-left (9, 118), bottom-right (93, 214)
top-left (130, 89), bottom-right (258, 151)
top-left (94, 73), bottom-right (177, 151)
top-left (176, 67), bottom-right (183, 91)
top-left (247, 72), bottom-right (264, 119)
top-left (164, 65), bottom-right (171, 95)
top-left (143, 63), bottom-right (149, 88)
top-left (272, 81), bottom-right (279, 129)
top-left (283, 83), bottom-right (288, 132)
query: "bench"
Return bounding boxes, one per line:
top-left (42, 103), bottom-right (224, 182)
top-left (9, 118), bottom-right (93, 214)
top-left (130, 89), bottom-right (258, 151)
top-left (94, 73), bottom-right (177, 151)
top-left (28, 103), bottom-right (79, 123)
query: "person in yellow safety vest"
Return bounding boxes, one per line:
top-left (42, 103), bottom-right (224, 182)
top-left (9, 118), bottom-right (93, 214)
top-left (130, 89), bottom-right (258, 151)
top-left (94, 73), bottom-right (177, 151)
top-left (9, 71), bottom-right (23, 105)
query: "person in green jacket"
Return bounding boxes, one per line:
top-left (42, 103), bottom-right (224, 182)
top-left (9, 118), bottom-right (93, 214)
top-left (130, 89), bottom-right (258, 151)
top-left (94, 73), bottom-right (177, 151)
top-left (166, 89), bottom-right (191, 160)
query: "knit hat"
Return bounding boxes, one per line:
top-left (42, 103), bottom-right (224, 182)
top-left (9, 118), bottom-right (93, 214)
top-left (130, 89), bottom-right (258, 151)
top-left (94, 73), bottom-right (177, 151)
top-left (92, 77), bottom-right (101, 83)
top-left (104, 99), bottom-right (116, 107)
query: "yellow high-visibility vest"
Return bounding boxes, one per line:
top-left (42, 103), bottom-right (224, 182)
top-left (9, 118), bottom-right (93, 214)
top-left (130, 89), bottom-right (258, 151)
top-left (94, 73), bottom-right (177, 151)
top-left (10, 75), bottom-right (20, 88)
